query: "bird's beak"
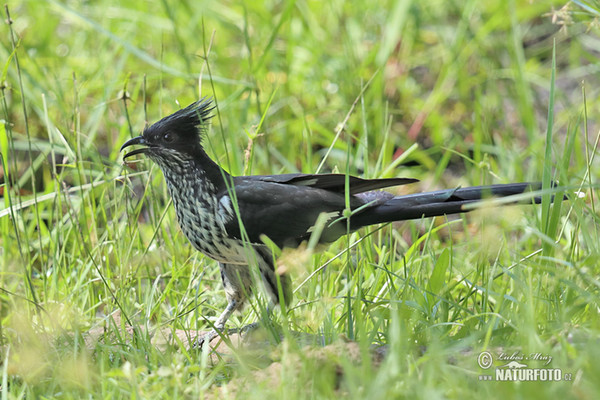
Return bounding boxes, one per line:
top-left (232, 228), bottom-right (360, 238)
top-left (120, 136), bottom-right (148, 160)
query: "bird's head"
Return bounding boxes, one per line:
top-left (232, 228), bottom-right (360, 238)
top-left (120, 98), bottom-right (215, 166)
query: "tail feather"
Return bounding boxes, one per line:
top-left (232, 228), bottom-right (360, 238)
top-left (351, 182), bottom-right (543, 229)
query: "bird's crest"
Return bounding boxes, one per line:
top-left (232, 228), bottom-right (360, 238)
top-left (143, 97), bottom-right (215, 145)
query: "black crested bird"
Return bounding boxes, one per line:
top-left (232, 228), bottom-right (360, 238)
top-left (121, 99), bottom-right (550, 345)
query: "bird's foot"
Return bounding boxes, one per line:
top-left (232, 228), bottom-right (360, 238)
top-left (238, 322), bottom-right (260, 335)
top-left (232, 322), bottom-right (261, 342)
top-left (191, 329), bottom-right (221, 349)
top-left (191, 323), bottom-right (262, 349)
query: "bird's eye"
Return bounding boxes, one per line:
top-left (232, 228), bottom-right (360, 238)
top-left (163, 132), bottom-right (174, 143)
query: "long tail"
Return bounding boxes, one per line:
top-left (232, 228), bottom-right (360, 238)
top-left (350, 182), bottom-right (544, 229)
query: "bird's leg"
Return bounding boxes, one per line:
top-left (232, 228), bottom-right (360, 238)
top-left (192, 263), bottom-right (251, 349)
top-left (191, 257), bottom-right (288, 348)
top-left (214, 298), bottom-right (238, 331)
top-left (192, 298), bottom-right (239, 348)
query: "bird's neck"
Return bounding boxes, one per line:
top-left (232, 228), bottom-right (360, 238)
top-left (158, 151), bottom-right (231, 200)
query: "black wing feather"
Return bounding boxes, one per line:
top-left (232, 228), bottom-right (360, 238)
top-left (221, 176), bottom-right (370, 247)
top-left (245, 173), bottom-right (417, 194)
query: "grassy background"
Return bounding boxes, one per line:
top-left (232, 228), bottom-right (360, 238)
top-left (1, 0), bottom-right (599, 398)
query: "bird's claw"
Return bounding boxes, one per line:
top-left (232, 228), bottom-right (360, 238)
top-left (191, 329), bottom-right (220, 349)
top-left (191, 323), bottom-right (261, 349)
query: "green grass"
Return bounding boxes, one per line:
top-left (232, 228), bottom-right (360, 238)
top-left (1, 0), bottom-right (600, 398)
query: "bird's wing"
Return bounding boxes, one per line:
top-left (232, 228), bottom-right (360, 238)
top-left (219, 177), bottom-right (367, 248)
top-left (246, 173), bottom-right (418, 194)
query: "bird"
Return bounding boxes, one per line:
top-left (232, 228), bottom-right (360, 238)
top-left (121, 98), bottom-right (552, 346)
